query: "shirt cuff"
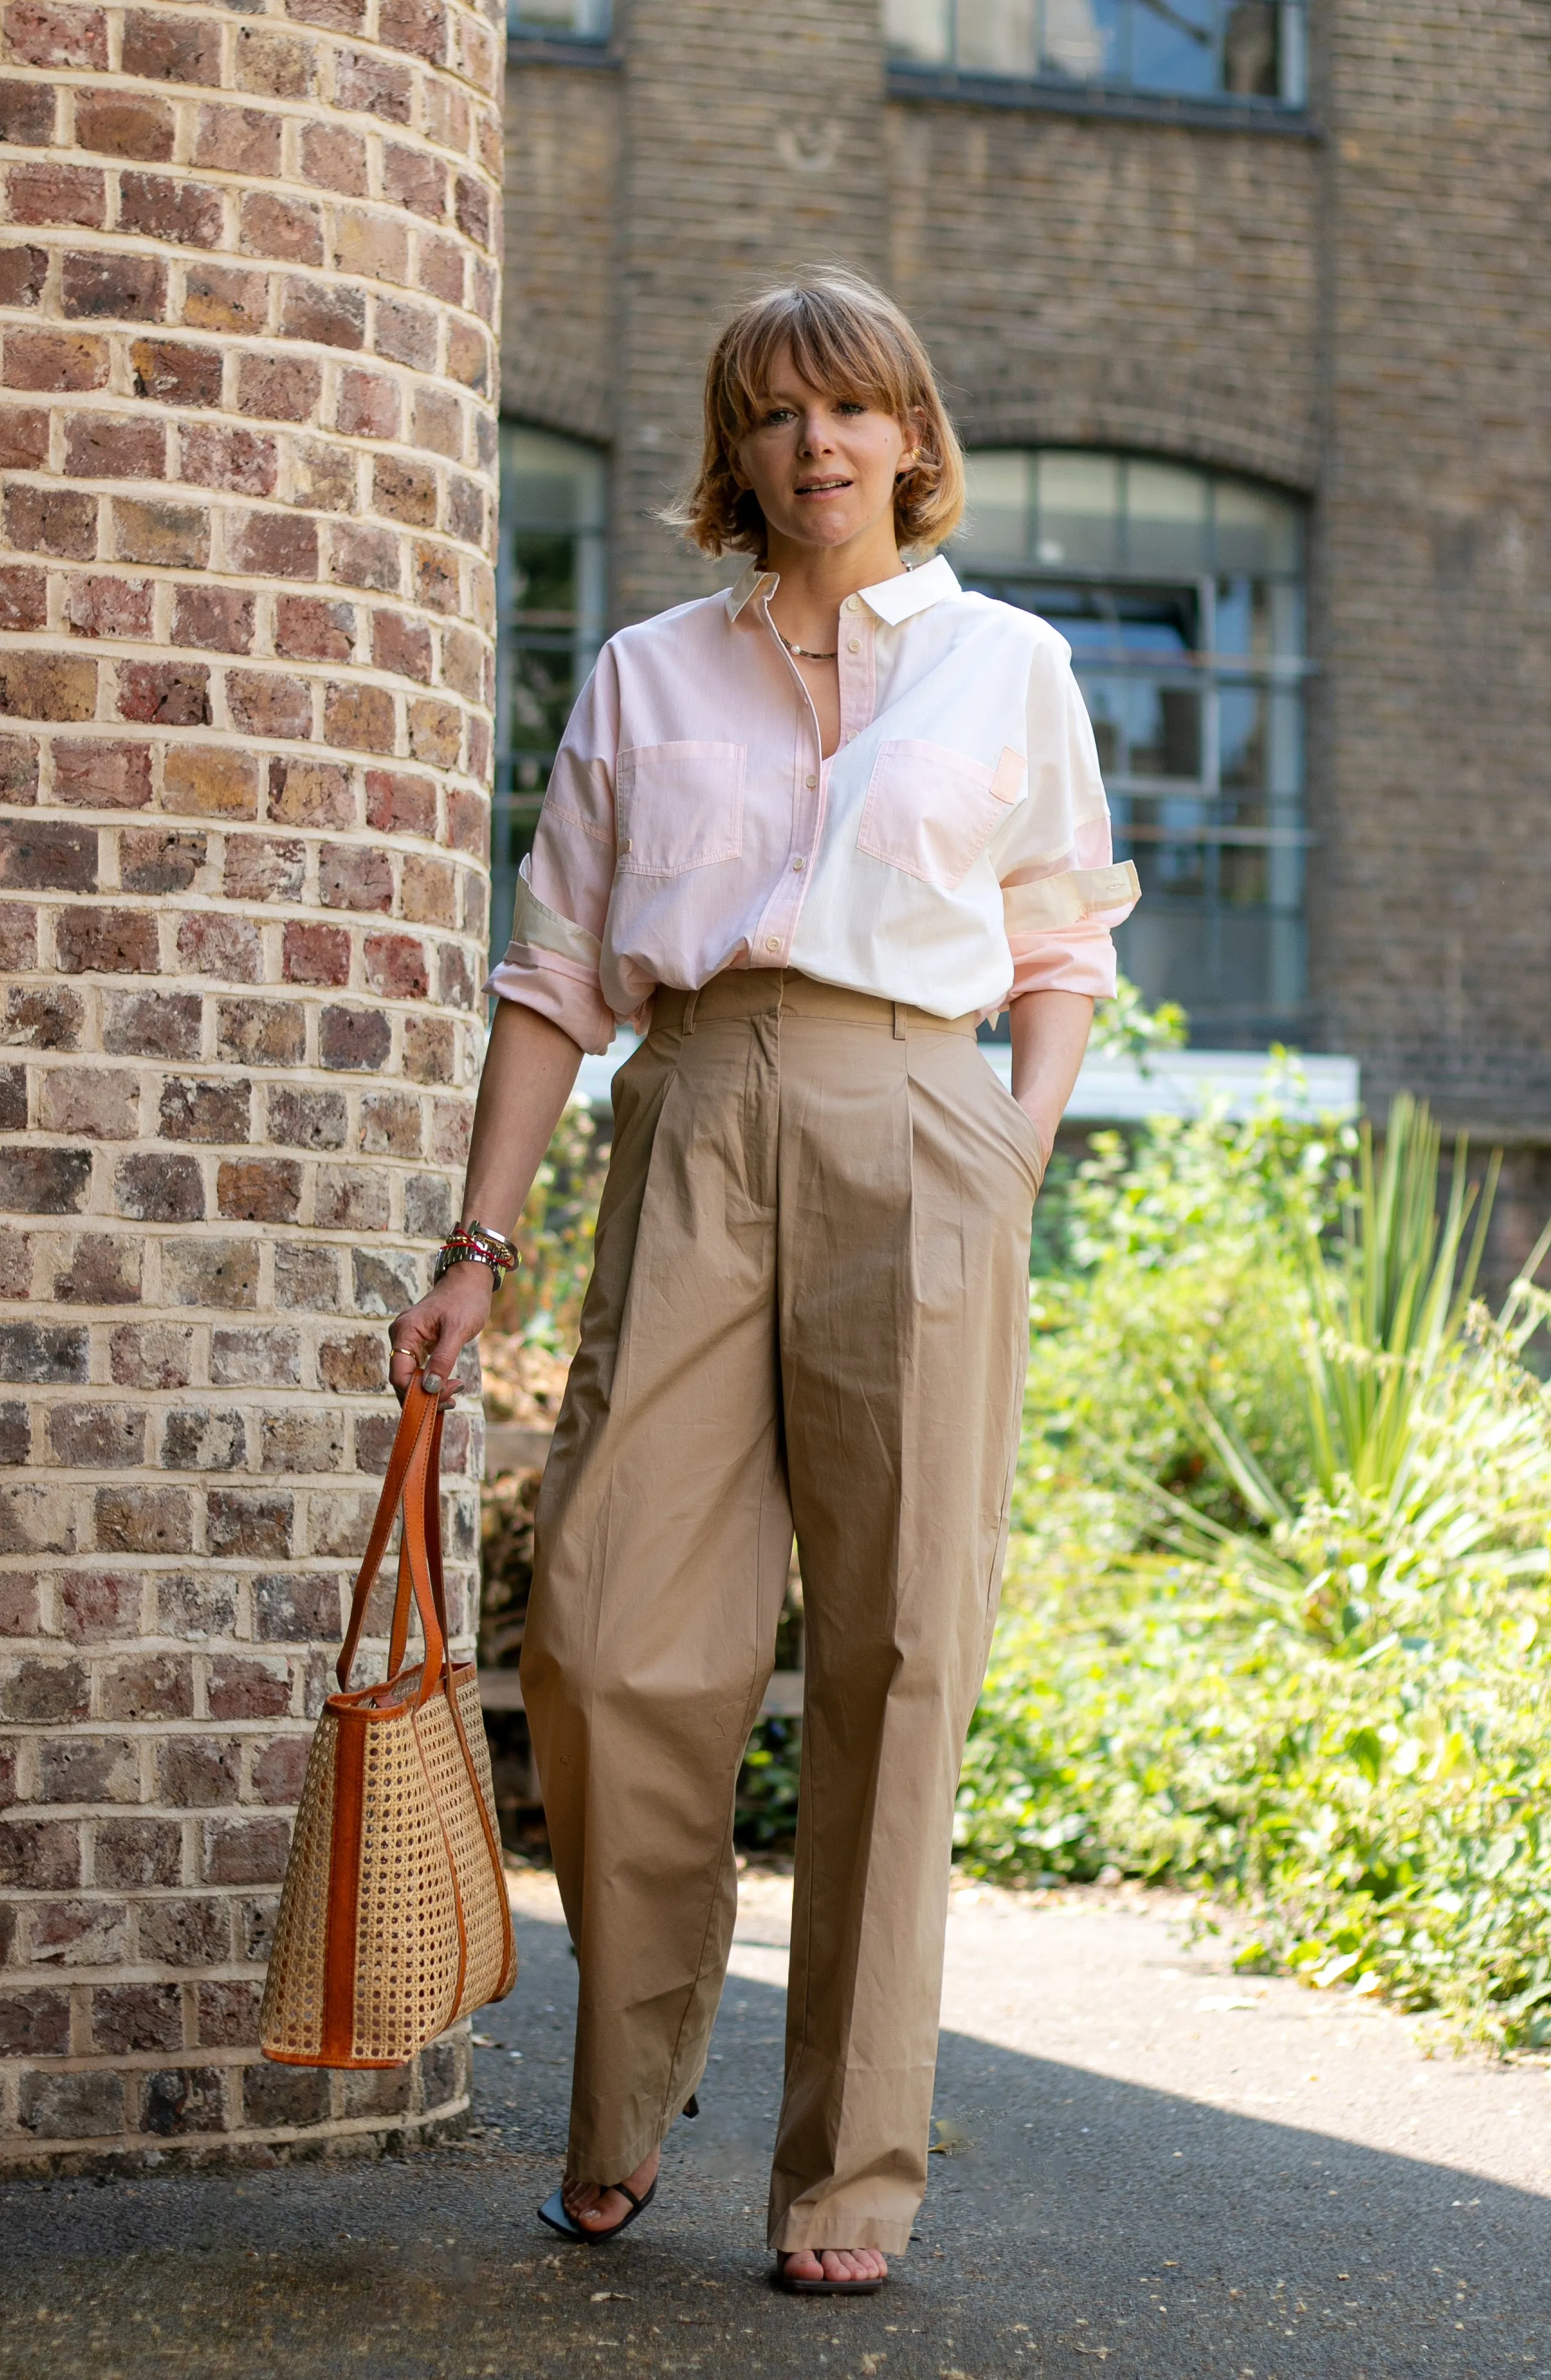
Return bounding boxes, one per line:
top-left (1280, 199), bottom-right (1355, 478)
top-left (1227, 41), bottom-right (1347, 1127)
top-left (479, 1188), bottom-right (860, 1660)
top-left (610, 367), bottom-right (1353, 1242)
top-left (1001, 861), bottom-right (1138, 935)
top-left (483, 871), bottom-right (617, 1055)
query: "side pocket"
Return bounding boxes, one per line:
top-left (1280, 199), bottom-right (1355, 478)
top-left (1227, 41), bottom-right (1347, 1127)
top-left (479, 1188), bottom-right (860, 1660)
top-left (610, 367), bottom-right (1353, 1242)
top-left (998, 1087), bottom-right (1047, 1194)
top-left (856, 739), bottom-right (1023, 891)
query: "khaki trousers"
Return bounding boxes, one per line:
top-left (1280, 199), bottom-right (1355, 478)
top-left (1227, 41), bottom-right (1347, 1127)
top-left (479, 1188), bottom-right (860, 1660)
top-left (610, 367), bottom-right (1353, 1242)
top-left (520, 969), bottom-right (1039, 2254)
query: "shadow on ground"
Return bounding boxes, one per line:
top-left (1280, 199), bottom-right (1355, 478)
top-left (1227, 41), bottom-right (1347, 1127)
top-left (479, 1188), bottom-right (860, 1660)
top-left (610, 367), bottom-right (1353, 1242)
top-left (2, 1894), bottom-right (1546, 2379)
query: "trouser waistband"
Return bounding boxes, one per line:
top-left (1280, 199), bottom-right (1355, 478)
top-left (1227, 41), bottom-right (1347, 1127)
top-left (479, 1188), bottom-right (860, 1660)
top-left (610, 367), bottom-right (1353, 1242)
top-left (651, 969), bottom-right (978, 1040)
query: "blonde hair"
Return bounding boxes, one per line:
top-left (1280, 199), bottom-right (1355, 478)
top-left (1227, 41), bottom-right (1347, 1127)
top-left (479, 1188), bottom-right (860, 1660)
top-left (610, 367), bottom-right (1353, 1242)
top-left (671, 272), bottom-right (965, 560)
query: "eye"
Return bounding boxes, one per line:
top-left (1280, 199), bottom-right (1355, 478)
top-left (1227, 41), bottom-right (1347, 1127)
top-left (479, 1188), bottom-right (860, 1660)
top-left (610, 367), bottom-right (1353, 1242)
top-left (760, 405), bottom-right (797, 428)
top-left (835, 400), bottom-right (866, 416)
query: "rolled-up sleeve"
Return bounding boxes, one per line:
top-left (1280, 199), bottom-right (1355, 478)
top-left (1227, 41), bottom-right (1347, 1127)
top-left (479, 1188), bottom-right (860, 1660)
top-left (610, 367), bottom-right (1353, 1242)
top-left (484, 650), bottom-right (620, 1054)
top-left (994, 636), bottom-right (1139, 1003)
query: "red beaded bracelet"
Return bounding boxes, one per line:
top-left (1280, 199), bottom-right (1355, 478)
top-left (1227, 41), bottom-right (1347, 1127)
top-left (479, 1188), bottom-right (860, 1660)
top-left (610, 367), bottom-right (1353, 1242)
top-left (432, 1224), bottom-right (519, 1287)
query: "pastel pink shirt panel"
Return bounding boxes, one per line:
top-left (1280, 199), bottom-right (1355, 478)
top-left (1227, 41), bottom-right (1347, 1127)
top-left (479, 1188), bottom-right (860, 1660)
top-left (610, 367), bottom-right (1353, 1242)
top-left (486, 555), bottom-right (1139, 1054)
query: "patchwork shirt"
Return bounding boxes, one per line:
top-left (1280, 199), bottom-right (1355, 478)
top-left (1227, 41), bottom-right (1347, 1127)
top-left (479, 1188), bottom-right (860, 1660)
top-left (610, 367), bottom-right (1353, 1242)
top-left (486, 553), bottom-right (1139, 1052)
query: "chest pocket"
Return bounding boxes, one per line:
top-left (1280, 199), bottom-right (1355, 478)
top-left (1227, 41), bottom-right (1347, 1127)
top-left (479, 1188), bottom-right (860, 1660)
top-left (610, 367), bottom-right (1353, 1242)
top-left (616, 741), bottom-right (745, 875)
top-left (856, 740), bottom-right (1024, 891)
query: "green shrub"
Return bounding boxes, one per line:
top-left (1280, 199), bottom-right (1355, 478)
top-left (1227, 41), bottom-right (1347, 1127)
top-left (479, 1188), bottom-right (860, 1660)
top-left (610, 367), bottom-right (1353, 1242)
top-left (962, 1087), bottom-right (1551, 2049)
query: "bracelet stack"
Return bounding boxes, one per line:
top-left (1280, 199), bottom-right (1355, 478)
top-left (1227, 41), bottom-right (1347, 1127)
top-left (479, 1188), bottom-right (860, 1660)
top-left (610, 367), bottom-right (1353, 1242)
top-left (431, 1219), bottom-right (521, 1288)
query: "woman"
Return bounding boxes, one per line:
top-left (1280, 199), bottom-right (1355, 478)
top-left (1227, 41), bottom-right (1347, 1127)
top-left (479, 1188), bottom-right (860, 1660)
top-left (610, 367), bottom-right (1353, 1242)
top-left (389, 272), bottom-right (1137, 2293)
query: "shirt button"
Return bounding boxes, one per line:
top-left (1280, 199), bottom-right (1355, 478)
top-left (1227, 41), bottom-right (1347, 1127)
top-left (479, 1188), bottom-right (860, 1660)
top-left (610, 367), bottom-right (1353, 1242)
top-left (792, 856), bottom-right (805, 872)
top-left (765, 936), bottom-right (781, 952)
top-left (847, 638), bottom-right (861, 653)
top-left (844, 596), bottom-right (860, 612)
top-left (618, 838), bottom-right (632, 855)
top-left (805, 773), bottom-right (816, 789)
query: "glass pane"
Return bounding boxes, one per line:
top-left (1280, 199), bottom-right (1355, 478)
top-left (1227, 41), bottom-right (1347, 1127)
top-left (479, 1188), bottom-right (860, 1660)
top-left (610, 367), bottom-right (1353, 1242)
top-left (1218, 684), bottom-right (1266, 791)
top-left (1035, 450), bottom-right (1121, 569)
top-left (1266, 685), bottom-right (1302, 798)
top-left (1213, 573), bottom-right (1253, 657)
top-left (505, 424), bottom-right (608, 532)
top-left (1265, 577), bottom-right (1304, 659)
top-left (1125, 459), bottom-right (1209, 574)
top-left (508, 528), bottom-right (576, 629)
top-left (1219, 843), bottom-right (1269, 906)
top-left (957, 0), bottom-right (1038, 75)
top-left (1054, 594), bottom-right (1128, 655)
top-left (1129, 0), bottom-right (1220, 97)
top-left (1079, 673), bottom-right (1127, 774)
top-left (958, 450), bottom-right (1034, 562)
top-left (502, 642), bottom-right (575, 767)
top-left (1214, 477), bottom-right (1299, 573)
top-left (511, 0), bottom-right (610, 33)
top-left (883, 0), bottom-right (952, 63)
top-left (1128, 682), bottom-right (1202, 779)
top-left (1222, 0), bottom-right (1278, 93)
top-left (1278, 0), bottom-right (1308, 102)
top-left (1041, 0), bottom-right (1120, 77)
top-left (1112, 584), bottom-right (1199, 655)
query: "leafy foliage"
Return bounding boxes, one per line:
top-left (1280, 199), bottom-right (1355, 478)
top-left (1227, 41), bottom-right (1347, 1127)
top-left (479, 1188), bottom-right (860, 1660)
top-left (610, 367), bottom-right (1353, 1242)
top-left (961, 1087), bottom-right (1551, 2048)
top-left (487, 1101), bottom-right (608, 1352)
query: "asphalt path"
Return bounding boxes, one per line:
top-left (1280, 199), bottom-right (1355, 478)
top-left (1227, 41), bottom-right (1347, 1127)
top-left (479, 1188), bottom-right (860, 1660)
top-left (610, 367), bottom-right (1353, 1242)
top-left (3, 1867), bottom-right (1549, 2379)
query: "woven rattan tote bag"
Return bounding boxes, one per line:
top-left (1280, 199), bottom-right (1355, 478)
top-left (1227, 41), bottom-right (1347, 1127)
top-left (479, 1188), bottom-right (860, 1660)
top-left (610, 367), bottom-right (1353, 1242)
top-left (260, 1376), bottom-right (517, 2069)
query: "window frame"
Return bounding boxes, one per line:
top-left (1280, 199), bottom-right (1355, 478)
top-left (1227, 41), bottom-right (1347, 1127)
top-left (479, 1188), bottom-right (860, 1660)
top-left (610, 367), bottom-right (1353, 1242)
top-left (492, 423), bottom-right (609, 978)
top-left (954, 448), bottom-right (1314, 1045)
top-left (507, 0), bottom-right (612, 47)
top-left (884, 0), bottom-right (1311, 121)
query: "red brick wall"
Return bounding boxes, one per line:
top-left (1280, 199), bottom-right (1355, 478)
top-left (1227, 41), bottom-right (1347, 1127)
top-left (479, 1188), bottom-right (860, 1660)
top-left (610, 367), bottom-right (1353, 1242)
top-left (0, 0), bottom-right (502, 2166)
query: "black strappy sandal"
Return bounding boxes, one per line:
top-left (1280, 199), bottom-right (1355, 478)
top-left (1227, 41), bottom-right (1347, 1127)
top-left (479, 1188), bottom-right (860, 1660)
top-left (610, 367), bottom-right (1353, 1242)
top-left (773, 2251), bottom-right (889, 2297)
top-left (535, 2093), bottom-right (698, 2243)
top-left (538, 2174), bottom-right (657, 2244)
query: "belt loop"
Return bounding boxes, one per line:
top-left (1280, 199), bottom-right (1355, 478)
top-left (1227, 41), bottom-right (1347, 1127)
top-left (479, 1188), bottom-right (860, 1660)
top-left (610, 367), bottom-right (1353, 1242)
top-left (892, 1001), bottom-right (906, 1042)
top-left (683, 986), bottom-right (700, 1036)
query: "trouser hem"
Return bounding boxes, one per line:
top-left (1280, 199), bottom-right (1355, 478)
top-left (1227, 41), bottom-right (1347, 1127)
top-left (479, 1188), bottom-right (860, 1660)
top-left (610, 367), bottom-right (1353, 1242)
top-left (769, 2215), bottom-right (915, 2256)
top-left (565, 2096), bottom-right (695, 2191)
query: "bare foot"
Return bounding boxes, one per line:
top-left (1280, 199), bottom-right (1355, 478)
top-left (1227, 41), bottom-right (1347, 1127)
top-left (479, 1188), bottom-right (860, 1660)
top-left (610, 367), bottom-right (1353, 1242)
top-left (780, 2247), bottom-right (889, 2285)
top-left (560, 2143), bottom-right (660, 2237)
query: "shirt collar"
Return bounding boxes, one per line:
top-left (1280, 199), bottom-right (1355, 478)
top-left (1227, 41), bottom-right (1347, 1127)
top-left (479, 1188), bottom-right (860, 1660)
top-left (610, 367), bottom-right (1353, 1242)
top-left (725, 552), bottom-right (961, 628)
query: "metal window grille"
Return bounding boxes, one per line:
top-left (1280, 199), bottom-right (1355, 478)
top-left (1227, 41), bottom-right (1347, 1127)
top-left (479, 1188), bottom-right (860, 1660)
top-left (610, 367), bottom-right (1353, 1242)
top-left (955, 451), bottom-right (1311, 1045)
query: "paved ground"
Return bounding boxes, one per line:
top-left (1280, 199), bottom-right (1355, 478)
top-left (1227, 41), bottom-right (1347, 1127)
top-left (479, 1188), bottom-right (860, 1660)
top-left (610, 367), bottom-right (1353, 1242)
top-left (4, 1866), bottom-right (1550, 2379)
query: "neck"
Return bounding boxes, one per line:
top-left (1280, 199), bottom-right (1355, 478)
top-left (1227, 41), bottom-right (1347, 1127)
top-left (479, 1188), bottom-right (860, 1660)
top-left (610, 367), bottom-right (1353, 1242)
top-left (761, 523), bottom-right (907, 617)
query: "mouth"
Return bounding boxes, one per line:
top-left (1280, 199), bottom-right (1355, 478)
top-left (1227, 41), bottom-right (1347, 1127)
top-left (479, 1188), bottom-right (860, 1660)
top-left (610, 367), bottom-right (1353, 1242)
top-left (794, 476), bottom-right (852, 497)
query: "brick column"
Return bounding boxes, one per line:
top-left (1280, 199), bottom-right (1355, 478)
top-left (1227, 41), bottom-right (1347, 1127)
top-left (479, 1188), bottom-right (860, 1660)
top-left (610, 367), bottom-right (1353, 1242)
top-left (0, 0), bottom-right (501, 2169)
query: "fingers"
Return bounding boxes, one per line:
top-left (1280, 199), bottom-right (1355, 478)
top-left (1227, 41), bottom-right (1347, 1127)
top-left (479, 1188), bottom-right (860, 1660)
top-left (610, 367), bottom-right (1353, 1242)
top-left (387, 1276), bottom-right (491, 1407)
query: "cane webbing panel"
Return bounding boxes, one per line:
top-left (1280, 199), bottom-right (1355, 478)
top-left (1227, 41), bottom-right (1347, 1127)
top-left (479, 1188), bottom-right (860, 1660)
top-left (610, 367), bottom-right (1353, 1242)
top-left (259, 1710), bottom-right (339, 2060)
top-left (352, 1691), bottom-right (462, 2064)
top-left (439, 1667), bottom-right (513, 2015)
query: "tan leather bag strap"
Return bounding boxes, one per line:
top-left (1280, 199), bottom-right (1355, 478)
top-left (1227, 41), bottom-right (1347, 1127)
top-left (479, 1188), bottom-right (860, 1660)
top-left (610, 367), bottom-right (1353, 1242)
top-left (336, 1379), bottom-right (445, 1696)
top-left (385, 1399), bottom-right (445, 1680)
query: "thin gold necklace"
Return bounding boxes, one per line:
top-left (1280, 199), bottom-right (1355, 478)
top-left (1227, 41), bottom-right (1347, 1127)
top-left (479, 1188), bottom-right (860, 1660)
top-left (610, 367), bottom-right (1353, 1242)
top-left (777, 632), bottom-right (837, 661)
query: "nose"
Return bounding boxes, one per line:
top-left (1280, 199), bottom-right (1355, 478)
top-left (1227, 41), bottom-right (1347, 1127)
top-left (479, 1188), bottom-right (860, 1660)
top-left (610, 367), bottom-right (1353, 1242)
top-left (797, 409), bottom-right (834, 456)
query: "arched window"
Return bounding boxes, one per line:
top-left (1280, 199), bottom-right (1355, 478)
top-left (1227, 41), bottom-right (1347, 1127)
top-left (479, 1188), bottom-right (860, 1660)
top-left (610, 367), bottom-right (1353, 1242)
top-left (955, 451), bottom-right (1309, 1045)
top-left (493, 424), bottom-right (608, 971)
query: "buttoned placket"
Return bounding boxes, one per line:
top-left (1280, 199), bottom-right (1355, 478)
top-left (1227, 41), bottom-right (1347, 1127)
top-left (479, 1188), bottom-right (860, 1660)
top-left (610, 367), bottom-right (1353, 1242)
top-left (750, 584), bottom-right (876, 966)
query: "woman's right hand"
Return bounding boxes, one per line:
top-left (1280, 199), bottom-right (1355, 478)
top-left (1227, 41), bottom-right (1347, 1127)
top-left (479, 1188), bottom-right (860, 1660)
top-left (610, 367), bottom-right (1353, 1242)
top-left (388, 1263), bottom-right (496, 1408)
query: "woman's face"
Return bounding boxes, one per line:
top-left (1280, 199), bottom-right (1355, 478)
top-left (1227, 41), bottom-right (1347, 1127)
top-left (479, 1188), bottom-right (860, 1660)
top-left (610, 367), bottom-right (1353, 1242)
top-left (733, 347), bottom-right (918, 559)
